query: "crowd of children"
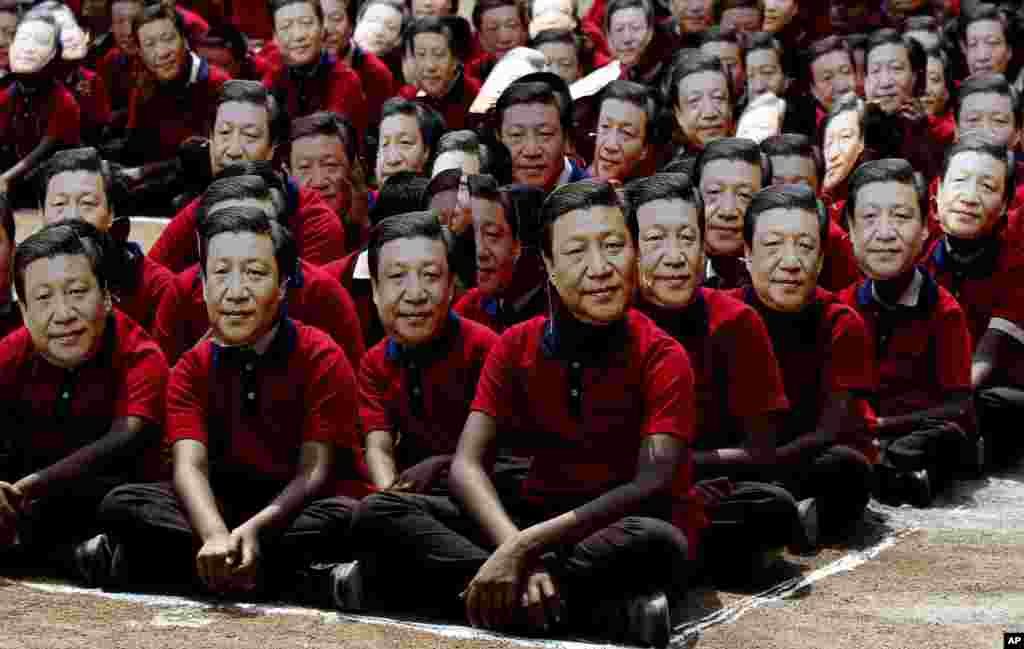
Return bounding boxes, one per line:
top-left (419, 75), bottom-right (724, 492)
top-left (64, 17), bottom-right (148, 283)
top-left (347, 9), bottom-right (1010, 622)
top-left (1, 0), bottom-right (1023, 646)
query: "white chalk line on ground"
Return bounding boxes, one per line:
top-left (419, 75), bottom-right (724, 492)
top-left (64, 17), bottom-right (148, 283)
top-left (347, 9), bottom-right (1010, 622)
top-left (670, 527), bottom-right (917, 646)
top-left (13, 527), bottom-right (914, 649)
top-left (15, 579), bottom-right (628, 649)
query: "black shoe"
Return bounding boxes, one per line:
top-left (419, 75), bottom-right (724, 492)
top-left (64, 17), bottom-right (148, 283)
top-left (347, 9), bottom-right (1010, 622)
top-left (594, 590), bottom-right (671, 648)
top-left (330, 561), bottom-right (363, 612)
top-left (973, 435), bottom-right (988, 476)
top-left (624, 590), bottom-right (671, 648)
top-left (788, 497), bottom-right (819, 555)
top-left (904, 469), bottom-right (933, 508)
top-left (73, 534), bottom-right (116, 588)
top-left (293, 561), bottom-right (363, 611)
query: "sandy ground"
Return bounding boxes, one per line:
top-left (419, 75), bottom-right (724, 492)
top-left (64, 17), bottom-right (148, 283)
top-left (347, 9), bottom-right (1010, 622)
top-left (4, 213), bottom-right (1022, 648)
top-left (14, 211), bottom-right (168, 250)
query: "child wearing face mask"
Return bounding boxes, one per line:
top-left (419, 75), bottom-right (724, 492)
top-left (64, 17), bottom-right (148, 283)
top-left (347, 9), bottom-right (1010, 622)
top-left (26, 2), bottom-right (112, 145)
top-left (0, 12), bottom-right (81, 201)
top-left (0, 1), bottom-right (16, 81)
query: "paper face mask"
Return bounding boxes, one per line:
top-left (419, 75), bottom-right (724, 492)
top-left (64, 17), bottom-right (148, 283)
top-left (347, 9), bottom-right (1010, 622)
top-left (823, 109), bottom-right (864, 193)
top-left (10, 19), bottom-right (57, 74)
top-left (736, 93), bottom-right (786, 143)
top-left (353, 3), bottom-right (402, 55)
top-left (53, 8), bottom-right (90, 61)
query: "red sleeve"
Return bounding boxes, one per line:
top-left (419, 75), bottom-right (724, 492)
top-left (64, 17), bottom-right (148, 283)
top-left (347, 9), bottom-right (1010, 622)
top-left (48, 87), bottom-right (81, 146)
top-left (453, 291), bottom-right (475, 317)
top-left (579, 17), bottom-right (611, 59)
top-left (87, 71), bottom-right (113, 130)
top-left (935, 296), bottom-right (973, 393)
top-left (454, 291), bottom-right (499, 332)
top-left (821, 221), bottom-right (861, 292)
top-left (360, 52), bottom-right (396, 129)
top-left (152, 272), bottom-right (188, 364)
top-left (721, 306), bottom-right (790, 419)
top-left (302, 336), bottom-right (360, 450)
top-left (992, 267), bottom-right (1024, 327)
top-left (113, 328), bottom-right (169, 425)
top-left (471, 328), bottom-right (518, 421)
top-left (465, 53), bottom-right (495, 83)
top-left (0, 330), bottom-right (29, 393)
top-left (260, 41), bottom-right (282, 68)
top-left (295, 188), bottom-right (347, 266)
top-left (180, 8), bottom-right (210, 42)
top-left (582, 0), bottom-right (608, 44)
top-left (149, 199), bottom-right (201, 273)
top-left (247, 52), bottom-right (273, 80)
top-left (126, 87), bottom-right (139, 129)
top-left (357, 345), bottom-right (394, 435)
top-left (642, 335), bottom-right (696, 444)
top-left (137, 258), bottom-right (178, 333)
top-left (306, 270), bottom-right (366, 369)
top-left (260, 63), bottom-right (281, 93)
top-left (328, 63), bottom-right (369, 134)
top-left (165, 346), bottom-right (211, 447)
top-left (927, 112), bottom-right (956, 149)
top-left (825, 305), bottom-right (877, 394)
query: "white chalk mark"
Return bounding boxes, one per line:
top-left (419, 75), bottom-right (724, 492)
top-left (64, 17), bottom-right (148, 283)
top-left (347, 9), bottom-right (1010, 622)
top-left (15, 580), bottom-right (628, 648)
top-left (13, 529), bottom-right (912, 649)
top-left (151, 608), bottom-right (215, 628)
top-left (671, 528), bottom-right (916, 645)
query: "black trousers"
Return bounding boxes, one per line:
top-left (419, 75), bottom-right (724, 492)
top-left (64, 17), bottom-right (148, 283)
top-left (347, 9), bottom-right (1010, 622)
top-left (0, 475), bottom-right (121, 575)
top-left (691, 465), bottom-right (801, 568)
top-left (772, 445), bottom-right (872, 538)
top-left (98, 481), bottom-right (359, 591)
top-left (976, 386), bottom-right (1024, 465)
top-left (350, 491), bottom-right (691, 621)
top-left (877, 419), bottom-right (970, 497)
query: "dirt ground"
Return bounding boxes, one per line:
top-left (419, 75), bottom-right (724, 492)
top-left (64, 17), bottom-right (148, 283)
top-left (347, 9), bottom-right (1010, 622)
top-left (1, 506), bottom-right (1018, 649)
top-left (4, 213), bottom-right (1022, 649)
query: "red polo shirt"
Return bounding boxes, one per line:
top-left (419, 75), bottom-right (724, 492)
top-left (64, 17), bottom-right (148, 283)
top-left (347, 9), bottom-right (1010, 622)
top-left (927, 111), bottom-right (956, 149)
top-left (113, 243), bottom-right (178, 334)
top-left (638, 289), bottom-right (789, 449)
top-left (64, 65), bottom-right (112, 139)
top-left (152, 259), bottom-right (365, 368)
top-left (177, 7), bottom-right (210, 44)
top-left (839, 271), bottom-right (972, 423)
top-left (323, 251), bottom-right (385, 350)
top-left (0, 81), bottom-right (80, 160)
top-left (350, 45), bottom-right (396, 132)
top-left (921, 235), bottom-right (1024, 346)
top-left (398, 72), bottom-right (481, 132)
top-left (0, 309), bottom-right (167, 472)
top-left (262, 53), bottom-right (368, 132)
top-left (359, 314), bottom-right (498, 466)
top-left (262, 42), bottom-right (394, 134)
top-left (148, 181), bottom-right (346, 273)
top-left (231, 0), bottom-right (274, 40)
top-left (97, 47), bottom-right (145, 113)
top-left (736, 287), bottom-right (877, 458)
top-left (471, 309), bottom-right (695, 503)
top-left (453, 284), bottom-right (548, 334)
top-left (821, 219), bottom-right (861, 292)
top-left (126, 55), bottom-right (230, 163)
top-left (166, 317), bottom-right (365, 495)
